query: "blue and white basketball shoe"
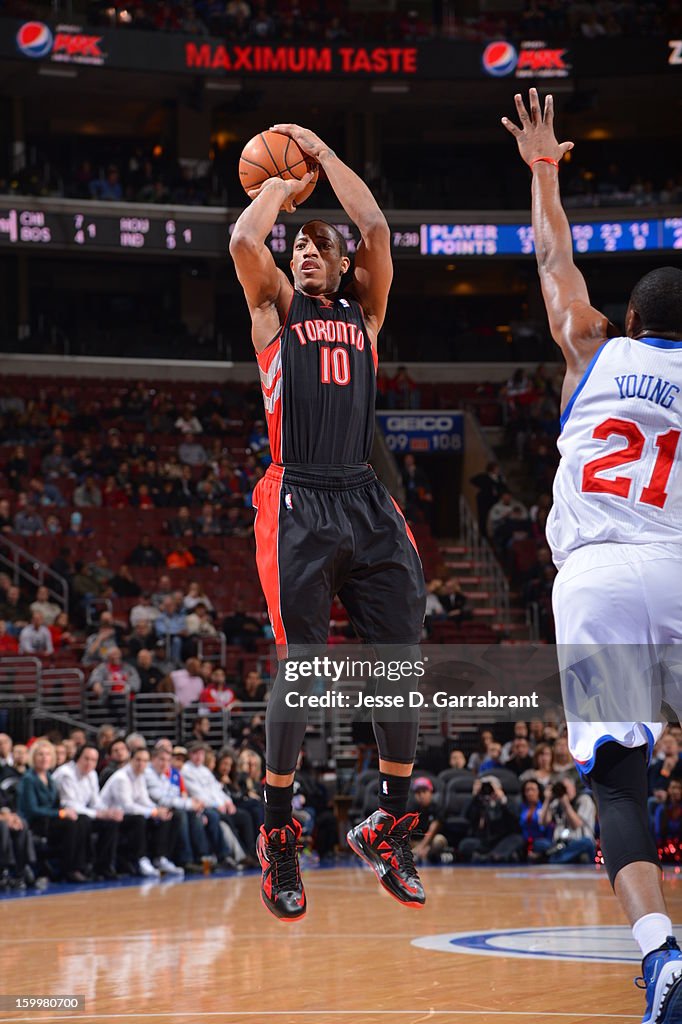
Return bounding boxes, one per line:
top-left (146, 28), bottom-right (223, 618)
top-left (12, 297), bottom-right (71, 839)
top-left (637, 937), bottom-right (682, 1023)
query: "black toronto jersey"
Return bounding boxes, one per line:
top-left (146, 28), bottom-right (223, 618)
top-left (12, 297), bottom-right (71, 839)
top-left (257, 289), bottom-right (377, 465)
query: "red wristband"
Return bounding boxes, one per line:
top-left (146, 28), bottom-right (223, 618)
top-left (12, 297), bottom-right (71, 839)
top-left (529, 156), bottom-right (559, 171)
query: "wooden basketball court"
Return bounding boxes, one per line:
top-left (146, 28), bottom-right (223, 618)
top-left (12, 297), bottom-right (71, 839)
top-left (2, 864), bottom-right (679, 1024)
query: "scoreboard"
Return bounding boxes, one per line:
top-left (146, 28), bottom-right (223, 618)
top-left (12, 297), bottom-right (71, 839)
top-left (1, 202), bottom-right (681, 258)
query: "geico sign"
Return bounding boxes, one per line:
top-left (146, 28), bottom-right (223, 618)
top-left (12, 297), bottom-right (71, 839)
top-left (669, 40), bottom-right (682, 64)
top-left (385, 416), bottom-right (456, 432)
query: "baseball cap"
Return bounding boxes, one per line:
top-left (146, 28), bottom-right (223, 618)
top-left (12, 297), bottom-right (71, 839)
top-left (172, 745), bottom-right (188, 758)
top-left (412, 776), bottom-right (434, 791)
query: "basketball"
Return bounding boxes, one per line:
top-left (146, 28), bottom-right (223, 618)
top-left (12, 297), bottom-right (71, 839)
top-left (239, 130), bottom-right (319, 204)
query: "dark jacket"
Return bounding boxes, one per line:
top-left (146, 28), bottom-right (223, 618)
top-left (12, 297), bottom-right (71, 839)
top-left (17, 769), bottom-right (61, 823)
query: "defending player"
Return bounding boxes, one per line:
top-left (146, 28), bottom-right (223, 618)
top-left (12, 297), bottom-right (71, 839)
top-left (504, 89), bottom-right (682, 1024)
top-left (229, 124), bottom-right (426, 922)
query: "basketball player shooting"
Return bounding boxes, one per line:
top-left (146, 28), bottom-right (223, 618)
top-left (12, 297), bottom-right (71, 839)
top-left (503, 88), bottom-right (682, 1024)
top-left (229, 124), bottom-right (427, 922)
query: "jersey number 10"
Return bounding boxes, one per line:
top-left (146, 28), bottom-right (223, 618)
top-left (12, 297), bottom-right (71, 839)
top-left (320, 347), bottom-right (351, 386)
top-left (582, 417), bottom-right (681, 509)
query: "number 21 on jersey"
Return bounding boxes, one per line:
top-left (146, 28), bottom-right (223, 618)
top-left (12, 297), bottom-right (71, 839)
top-left (582, 416), bottom-right (681, 509)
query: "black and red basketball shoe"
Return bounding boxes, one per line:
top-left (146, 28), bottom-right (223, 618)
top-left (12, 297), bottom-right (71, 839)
top-left (256, 819), bottom-right (307, 922)
top-left (346, 810), bottom-right (425, 907)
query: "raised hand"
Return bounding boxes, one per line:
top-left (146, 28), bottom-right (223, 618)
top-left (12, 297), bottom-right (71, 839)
top-left (501, 88), bottom-right (574, 167)
top-left (269, 123), bottom-right (329, 161)
top-left (247, 171), bottom-right (314, 213)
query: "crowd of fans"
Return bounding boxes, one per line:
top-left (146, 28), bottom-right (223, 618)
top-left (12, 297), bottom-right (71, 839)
top-left (1, 0), bottom-right (679, 41)
top-left (7, 715), bottom-right (682, 890)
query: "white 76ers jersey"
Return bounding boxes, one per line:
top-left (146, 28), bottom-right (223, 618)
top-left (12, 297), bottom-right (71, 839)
top-left (547, 335), bottom-right (682, 568)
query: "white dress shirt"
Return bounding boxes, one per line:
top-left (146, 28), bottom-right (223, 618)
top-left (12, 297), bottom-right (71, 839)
top-left (100, 764), bottom-right (156, 817)
top-left (52, 762), bottom-right (104, 819)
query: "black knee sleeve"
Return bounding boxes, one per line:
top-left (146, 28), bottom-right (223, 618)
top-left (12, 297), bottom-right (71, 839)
top-left (588, 741), bottom-right (660, 888)
top-left (370, 644), bottom-right (421, 765)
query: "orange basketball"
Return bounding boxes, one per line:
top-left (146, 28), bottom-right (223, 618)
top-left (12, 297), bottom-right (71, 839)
top-left (239, 130), bottom-right (319, 205)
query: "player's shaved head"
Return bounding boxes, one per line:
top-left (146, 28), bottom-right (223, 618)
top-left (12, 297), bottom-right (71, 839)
top-left (627, 267), bottom-right (682, 339)
top-left (295, 220), bottom-right (348, 258)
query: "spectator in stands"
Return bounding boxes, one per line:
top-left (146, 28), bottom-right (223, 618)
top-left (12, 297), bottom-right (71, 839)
top-left (199, 668), bottom-right (237, 712)
top-left (152, 575), bottom-right (173, 608)
top-left (479, 742), bottom-right (503, 775)
top-left (27, 476), bottom-right (66, 509)
top-left (505, 737), bottom-right (534, 777)
top-left (178, 433), bottom-right (208, 467)
top-left (183, 581), bottom-right (214, 613)
top-left (187, 715), bottom-right (212, 746)
top-left (45, 515), bottom-right (62, 536)
top-left (66, 511), bottom-right (93, 538)
top-left (170, 657), bottom-right (204, 708)
top-left (145, 744), bottom-right (207, 871)
top-left (89, 165), bottom-right (123, 202)
top-left (88, 647), bottom-right (141, 724)
top-left (0, 734), bottom-right (13, 767)
top-left (236, 669), bottom-right (268, 703)
top-left (402, 454), bottom-right (433, 523)
top-left (41, 443), bottom-right (72, 480)
top-left (386, 366), bottom-right (419, 410)
top-left (410, 777), bottom-right (450, 865)
top-left (135, 649), bottom-right (167, 694)
top-left (0, 499), bottom-right (12, 534)
top-left (520, 742), bottom-right (555, 788)
top-left (129, 534), bottom-right (164, 568)
top-left (19, 611), bottom-right (54, 656)
top-left (539, 777), bottom-right (596, 864)
top-left (467, 729), bottom-right (494, 774)
top-left (73, 476), bottom-right (103, 508)
top-left (13, 495), bottom-right (44, 536)
top-left (52, 744), bottom-right (123, 880)
top-left (181, 743), bottom-right (244, 865)
top-left (487, 492), bottom-right (530, 551)
top-left (82, 613), bottom-right (121, 665)
top-left (501, 721), bottom-right (531, 763)
top-left (99, 737), bottom-right (130, 786)
top-left (186, 603), bottom-right (217, 641)
top-left (100, 747), bottom-right (183, 877)
top-left (175, 405), bottom-right (203, 435)
top-left (0, 743), bottom-right (28, 786)
top-left (649, 733), bottom-right (682, 795)
top-left (520, 779), bottom-right (554, 860)
top-left (126, 620), bottom-right (157, 660)
top-left (155, 596), bottom-right (188, 662)
top-left (0, 589), bottom-right (29, 626)
top-left (652, 779), bottom-right (682, 854)
top-left (435, 577), bottom-right (471, 623)
top-left (222, 600), bottom-right (262, 651)
top-left (5, 445), bottom-right (28, 490)
top-left (449, 749), bottom-right (467, 771)
top-left (110, 565), bottom-right (141, 599)
top-left (30, 586), bottom-right (61, 626)
top-left (0, 620), bottom-right (18, 654)
top-left (166, 542), bottom-right (196, 570)
top-left (169, 506), bottom-right (197, 539)
top-left (0, 786), bottom-right (38, 890)
top-left (18, 739), bottom-right (90, 884)
top-left (552, 735), bottom-right (578, 780)
top-left (196, 503), bottom-right (222, 536)
top-left (130, 594), bottom-right (160, 629)
top-left (471, 458), bottom-right (507, 532)
top-left (125, 733), bottom-right (147, 754)
top-left (458, 775), bottom-right (524, 863)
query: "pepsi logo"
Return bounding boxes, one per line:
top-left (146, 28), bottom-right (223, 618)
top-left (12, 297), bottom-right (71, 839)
top-left (16, 21), bottom-right (54, 59)
top-left (482, 41), bottom-right (518, 77)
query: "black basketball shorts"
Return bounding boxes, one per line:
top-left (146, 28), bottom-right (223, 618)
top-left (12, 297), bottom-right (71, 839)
top-left (252, 463), bottom-right (426, 650)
